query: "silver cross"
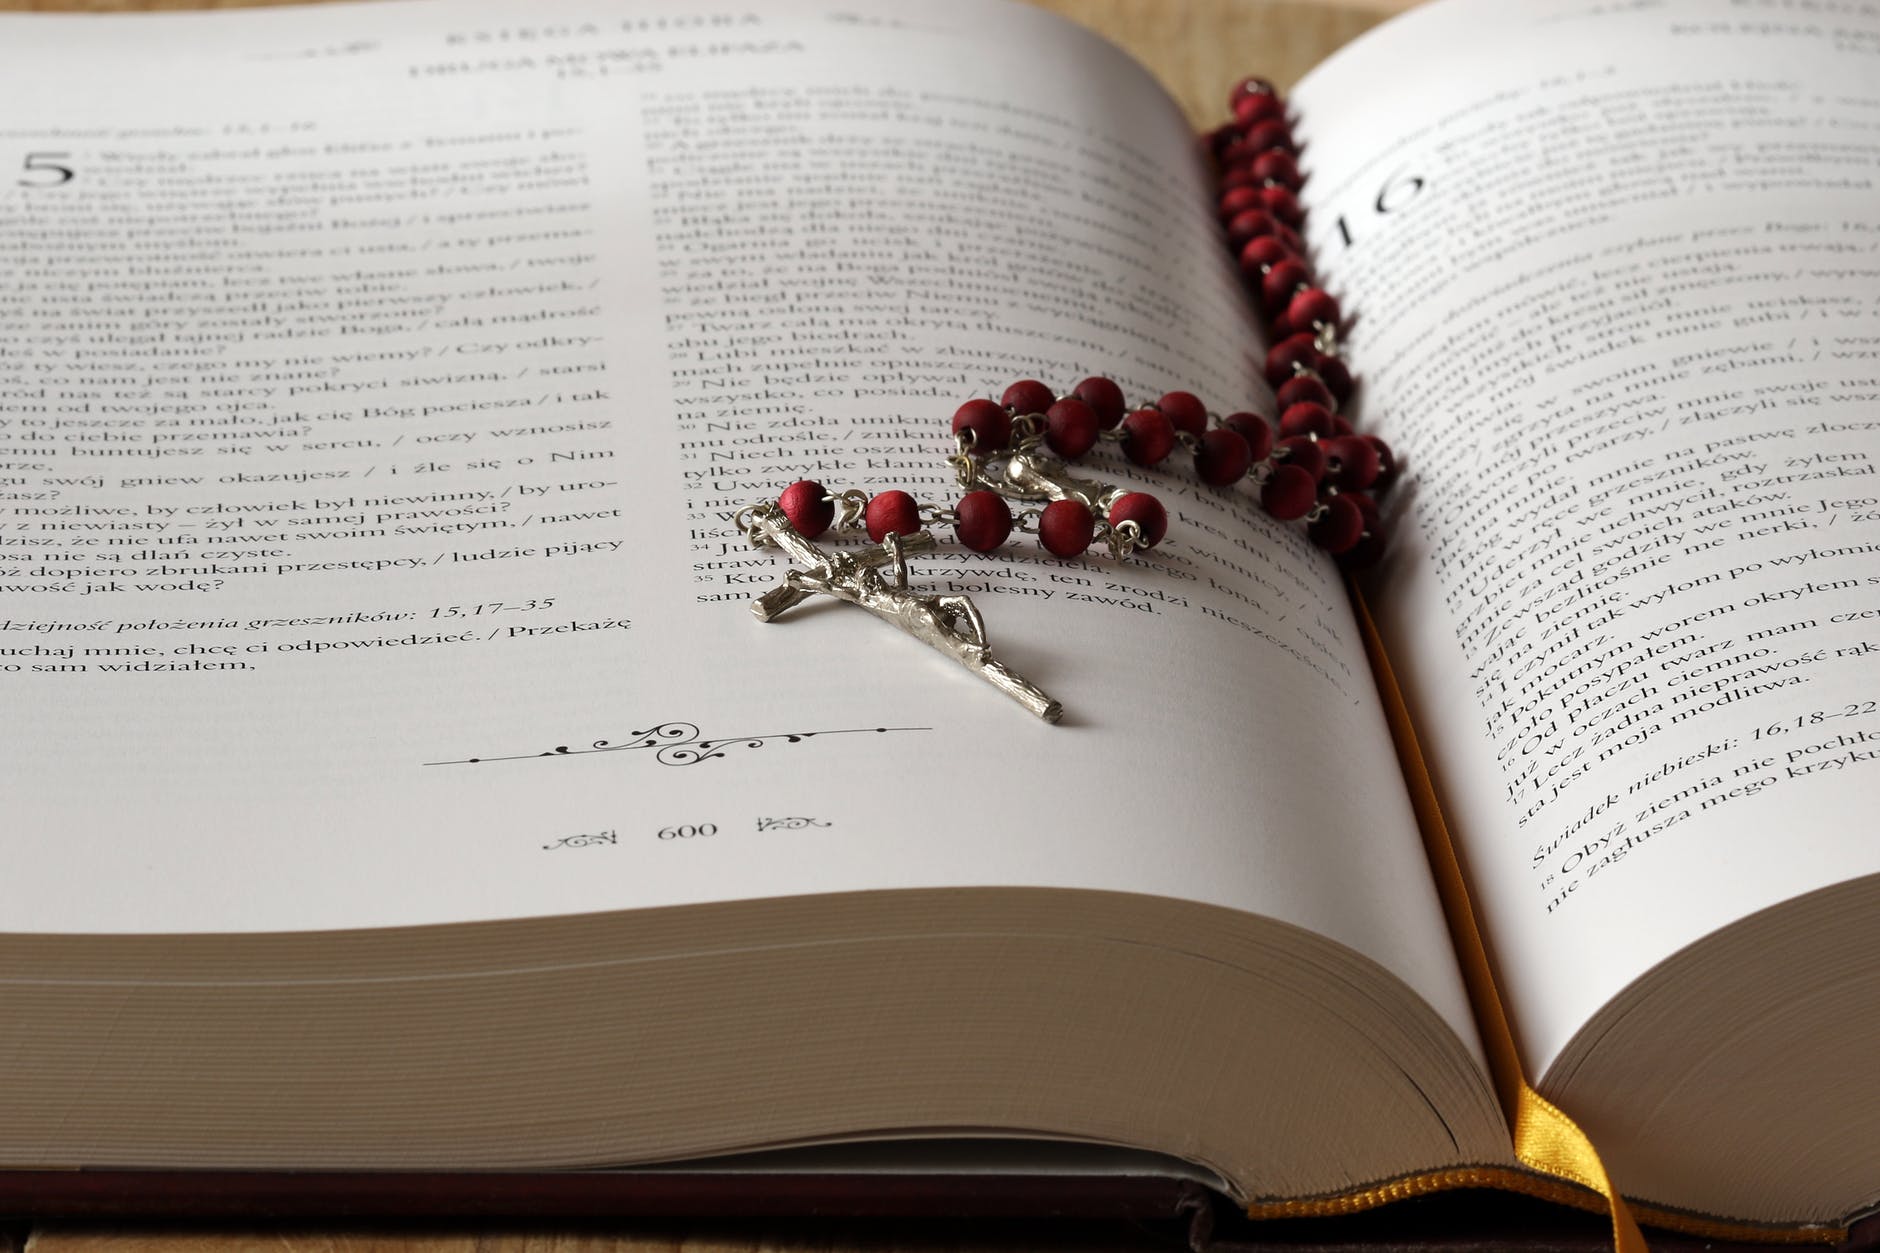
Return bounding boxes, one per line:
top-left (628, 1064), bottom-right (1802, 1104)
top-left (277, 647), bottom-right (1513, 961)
top-left (744, 503), bottom-right (1061, 723)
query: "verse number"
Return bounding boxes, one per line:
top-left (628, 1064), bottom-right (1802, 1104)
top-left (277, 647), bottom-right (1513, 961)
top-left (656, 823), bottom-right (717, 840)
top-left (1333, 168), bottom-right (1425, 248)
top-left (19, 152), bottom-right (75, 188)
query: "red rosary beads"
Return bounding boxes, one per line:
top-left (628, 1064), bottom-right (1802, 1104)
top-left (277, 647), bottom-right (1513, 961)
top-left (1211, 76), bottom-right (1398, 566)
top-left (770, 370), bottom-right (1391, 567)
top-left (764, 78), bottom-right (1399, 571)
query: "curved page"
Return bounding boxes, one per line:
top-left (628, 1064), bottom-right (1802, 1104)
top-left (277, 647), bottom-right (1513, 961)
top-left (0, 0), bottom-right (1482, 1062)
top-left (1292, 0), bottom-right (1880, 1073)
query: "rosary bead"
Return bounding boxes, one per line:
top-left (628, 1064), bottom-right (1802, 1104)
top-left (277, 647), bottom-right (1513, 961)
top-left (1307, 493), bottom-right (1366, 555)
top-left (1108, 491), bottom-right (1169, 547)
top-left (1345, 491), bottom-right (1380, 531)
top-left (1194, 427), bottom-right (1253, 486)
top-left (1264, 332), bottom-right (1321, 387)
top-left (1233, 89), bottom-right (1285, 127)
top-left (1365, 435), bottom-right (1399, 492)
top-left (951, 397), bottom-right (1012, 453)
top-left (1038, 498), bottom-right (1097, 558)
top-left (954, 489), bottom-right (1014, 552)
top-left (1261, 258), bottom-right (1311, 315)
top-left (1221, 411), bottom-right (1274, 462)
top-left (1219, 166), bottom-right (1262, 192)
top-left (1340, 492), bottom-right (1385, 565)
top-left (1231, 75), bottom-right (1277, 101)
top-left (1218, 135), bottom-right (1264, 169)
top-left (1228, 210), bottom-right (1283, 251)
top-left (1276, 434), bottom-right (1326, 481)
top-left (1258, 184), bottom-right (1305, 226)
top-left (1218, 185), bottom-right (1264, 218)
top-left (1322, 434), bottom-right (1381, 490)
top-left (1317, 355), bottom-right (1355, 405)
top-left (1252, 149), bottom-right (1302, 190)
top-left (1244, 119), bottom-right (1294, 154)
top-left (1001, 378), bottom-right (1056, 418)
top-left (1286, 287), bottom-right (1340, 332)
top-left (778, 480), bottom-right (835, 540)
top-left (1260, 463), bottom-right (1317, 520)
top-left (1238, 235), bottom-right (1295, 273)
top-left (1274, 373), bottom-right (1334, 413)
top-left (1156, 390), bottom-right (1210, 437)
top-left (1278, 402), bottom-right (1336, 440)
top-left (1121, 406), bottom-right (1177, 466)
top-left (1072, 376), bottom-right (1128, 428)
top-left (864, 490), bottom-right (923, 543)
top-left (1044, 397), bottom-right (1101, 459)
top-left (1330, 414), bottom-right (1355, 437)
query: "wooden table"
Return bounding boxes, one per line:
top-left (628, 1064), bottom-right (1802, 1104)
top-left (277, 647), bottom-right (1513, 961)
top-left (0, 0), bottom-right (1412, 1249)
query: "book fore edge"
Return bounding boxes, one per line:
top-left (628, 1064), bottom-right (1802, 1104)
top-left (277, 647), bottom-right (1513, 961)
top-left (1335, 584), bottom-right (1847, 1250)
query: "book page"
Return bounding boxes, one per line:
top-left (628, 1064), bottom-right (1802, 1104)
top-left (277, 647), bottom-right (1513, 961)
top-left (1291, 0), bottom-right (1880, 1070)
top-left (0, 0), bottom-right (1481, 1050)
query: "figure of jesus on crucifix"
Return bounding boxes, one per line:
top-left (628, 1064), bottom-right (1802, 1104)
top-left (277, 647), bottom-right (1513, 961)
top-left (742, 501), bottom-right (1062, 723)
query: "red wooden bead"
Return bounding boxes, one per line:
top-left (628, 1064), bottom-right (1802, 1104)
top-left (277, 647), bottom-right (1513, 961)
top-left (1231, 75), bottom-right (1277, 102)
top-left (1194, 428), bottom-right (1253, 486)
top-left (1264, 332), bottom-right (1320, 387)
top-left (954, 489), bottom-right (1013, 552)
top-left (951, 397), bottom-right (1011, 452)
top-left (1308, 493), bottom-right (1366, 555)
top-left (1001, 378), bottom-right (1055, 417)
top-left (1228, 210), bottom-right (1283, 250)
top-left (1208, 124), bottom-right (1240, 158)
top-left (1331, 414), bottom-right (1355, 437)
top-left (1339, 513), bottom-right (1389, 569)
top-left (1252, 150), bottom-right (1301, 190)
top-left (1279, 402), bottom-right (1336, 440)
top-left (1218, 137), bottom-right (1265, 169)
top-left (1218, 185), bottom-right (1263, 218)
top-left (777, 480), bottom-right (834, 540)
top-left (1317, 355), bottom-right (1354, 405)
top-left (1258, 184), bottom-right (1304, 226)
top-left (1286, 287), bottom-right (1340, 331)
top-left (1108, 492), bottom-right (1169, 548)
top-left (1260, 463), bottom-right (1317, 520)
top-left (1276, 434), bottom-right (1326, 481)
top-left (1345, 492), bottom-right (1380, 530)
top-left (1219, 166), bottom-right (1262, 192)
top-left (864, 490), bottom-right (922, 543)
top-left (1233, 91), bottom-right (1285, 127)
top-left (1238, 235), bottom-right (1295, 273)
top-left (1244, 119), bottom-right (1294, 154)
top-left (1072, 376), bottom-right (1127, 428)
top-left (1157, 390), bottom-right (1209, 437)
top-left (1365, 436), bottom-right (1399, 492)
top-left (1248, 127), bottom-right (1293, 160)
top-left (1275, 373), bottom-right (1334, 412)
top-left (1221, 411), bottom-right (1273, 462)
top-left (1121, 406), bottom-right (1176, 466)
top-left (1038, 498), bottom-right (1096, 558)
top-left (1044, 397), bottom-right (1100, 459)
top-left (1262, 258), bottom-right (1311, 315)
top-left (1322, 434), bottom-right (1381, 490)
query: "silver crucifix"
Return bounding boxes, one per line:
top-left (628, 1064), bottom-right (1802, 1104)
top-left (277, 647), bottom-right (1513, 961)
top-left (742, 502), bottom-right (1061, 723)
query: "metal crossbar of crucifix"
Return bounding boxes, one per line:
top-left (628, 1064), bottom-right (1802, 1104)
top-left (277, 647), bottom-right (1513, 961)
top-left (743, 502), bottom-right (1061, 723)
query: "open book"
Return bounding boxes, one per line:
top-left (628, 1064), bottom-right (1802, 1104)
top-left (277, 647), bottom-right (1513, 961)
top-left (3, 0), bottom-right (1876, 1243)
